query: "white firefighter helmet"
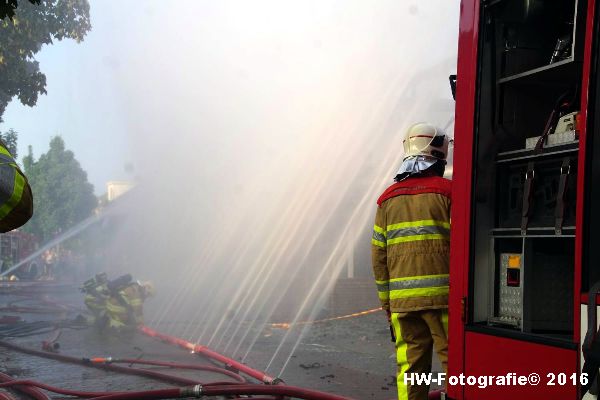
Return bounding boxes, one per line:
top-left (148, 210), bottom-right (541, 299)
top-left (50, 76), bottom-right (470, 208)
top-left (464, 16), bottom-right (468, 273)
top-left (402, 123), bottom-right (449, 161)
top-left (141, 281), bottom-right (155, 297)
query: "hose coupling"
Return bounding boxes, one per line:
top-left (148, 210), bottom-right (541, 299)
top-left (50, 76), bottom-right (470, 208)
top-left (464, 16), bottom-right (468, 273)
top-left (180, 384), bottom-right (203, 398)
top-left (85, 357), bottom-right (113, 364)
top-left (269, 377), bottom-right (285, 385)
top-left (41, 341), bottom-right (60, 352)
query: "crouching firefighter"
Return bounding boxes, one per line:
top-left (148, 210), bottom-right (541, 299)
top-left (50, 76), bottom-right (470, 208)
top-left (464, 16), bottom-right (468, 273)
top-left (371, 122), bottom-right (451, 400)
top-left (105, 276), bottom-right (155, 331)
top-left (81, 273), bottom-right (109, 327)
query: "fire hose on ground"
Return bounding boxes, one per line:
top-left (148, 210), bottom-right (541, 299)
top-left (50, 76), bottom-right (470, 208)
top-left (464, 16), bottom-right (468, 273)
top-left (0, 372), bottom-right (51, 400)
top-left (0, 380), bottom-right (350, 400)
top-left (0, 292), bottom-right (356, 399)
top-left (0, 338), bottom-right (353, 399)
top-left (0, 292), bottom-right (438, 399)
top-left (85, 384), bottom-right (353, 400)
top-left (139, 325), bottom-right (443, 400)
top-left (139, 325), bottom-right (283, 385)
top-left (0, 338), bottom-right (239, 387)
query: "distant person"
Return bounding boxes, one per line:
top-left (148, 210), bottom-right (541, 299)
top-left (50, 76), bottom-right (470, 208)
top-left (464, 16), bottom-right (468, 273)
top-left (42, 249), bottom-right (56, 279)
top-left (371, 123), bottom-right (451, 400)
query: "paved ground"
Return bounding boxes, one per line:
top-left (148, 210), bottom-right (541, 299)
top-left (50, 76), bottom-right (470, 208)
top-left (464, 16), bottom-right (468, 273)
top-left (0, 283), bottom-right (443, 399)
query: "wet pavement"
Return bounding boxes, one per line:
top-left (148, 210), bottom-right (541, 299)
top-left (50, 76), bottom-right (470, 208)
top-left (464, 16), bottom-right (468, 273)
top-left (0, 284), bottom-right (443, 399)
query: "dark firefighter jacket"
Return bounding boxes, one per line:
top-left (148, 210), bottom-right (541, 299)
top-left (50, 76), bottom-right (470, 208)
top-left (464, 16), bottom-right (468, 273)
top-left (0, 141), bottom-right (32, 233)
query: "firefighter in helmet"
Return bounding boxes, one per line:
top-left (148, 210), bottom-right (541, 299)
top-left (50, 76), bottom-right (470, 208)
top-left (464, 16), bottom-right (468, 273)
top-left (371, 122), bottom-right (451, 400)
top-left (81, 273), bottom-right (110, 327)
top-left (105, 278), bottom-right (155, 330)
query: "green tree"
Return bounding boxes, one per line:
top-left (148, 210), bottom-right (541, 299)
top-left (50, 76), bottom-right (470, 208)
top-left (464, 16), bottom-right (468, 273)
top-left (0, 0), bottom-right (91, 121)
top-left (23, 136), bottom-right (97, 241)
top-left (0, 1), bottom-right (39, 20)
top-left (0, 128), bottom-right (18, 158)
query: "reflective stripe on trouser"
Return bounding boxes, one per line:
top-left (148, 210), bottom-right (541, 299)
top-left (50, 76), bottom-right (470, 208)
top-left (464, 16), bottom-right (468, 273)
top-left (392, 309), bottom-right (448, 400)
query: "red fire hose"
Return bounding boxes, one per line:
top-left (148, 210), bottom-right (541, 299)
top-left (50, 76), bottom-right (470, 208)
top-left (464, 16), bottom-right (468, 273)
top-left (0, 339), bottom-right (235, 386)
top-left (0, 294), bottom-right (357, 399)
top-left (0, 379), bottom-right (352, 400)
top-left (86, 357), bottom-right (245, 382)
top-left (85, 384), bottom-right (352, 400)
top-left (140, 325), bottom-right (281, 384)
top-left (0, 372), bottom-right (51, 400)
top-left (0, 339), bottom-right (355, 399)
top-left (0, 380), bottom-right (128, 398)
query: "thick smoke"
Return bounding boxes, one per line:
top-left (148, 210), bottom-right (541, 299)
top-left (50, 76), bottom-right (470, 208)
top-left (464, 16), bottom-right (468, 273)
top-left (92, 0), bottom-right (459, 375)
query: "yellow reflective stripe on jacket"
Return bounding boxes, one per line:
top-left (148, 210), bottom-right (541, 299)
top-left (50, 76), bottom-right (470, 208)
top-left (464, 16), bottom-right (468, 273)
top-left (386, 219), bottom-right (450, 245)
top-left (372, 224), bottom-right (387, 248)
top-left (0, 146), bottom-right (11, 158)
top-left (0, 164), bottom-right (24, 220)
top-left (376, 280), bottom-right (389, 293)
top-left (386, 219), bottom-right (450, 231)
top-left (372, 238), bottom-right (386, 248)
top-left (387, 233), bottom-right (448, 245)
top-left (376, 274), bottom-right (448, 300)
top-left (375, 278), bottom-right (390, 300)
top-left (388, 274), bottom-right (448, 290)
top-left (389, 286), bottom-right (449, 300)
top-left (378, 290), bottom-right (390, 301)
top-left (106, 302), bottom-right (128, 315)
top-left (374, 224), bottom-right (386, 234)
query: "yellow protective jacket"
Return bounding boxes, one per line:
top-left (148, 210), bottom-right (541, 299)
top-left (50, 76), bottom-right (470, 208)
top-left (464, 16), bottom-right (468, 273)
top-left (371, 176), bottom-right (451, 312)
top-left (84, 283), bottom-right (108, 317)
top-left (106, 283), bottom-right (146, 328)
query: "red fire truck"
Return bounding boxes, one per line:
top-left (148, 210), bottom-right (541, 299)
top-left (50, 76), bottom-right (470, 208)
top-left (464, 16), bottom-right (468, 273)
top-left (0, 230), bottom-right (39, 277)
top-left (449, 0), bottom-right (598, 399)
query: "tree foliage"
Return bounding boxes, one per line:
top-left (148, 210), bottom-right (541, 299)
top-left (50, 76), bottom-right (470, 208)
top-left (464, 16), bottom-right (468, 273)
top-left (0, 128), bottom-right (18, 157)
top-left (0, 0), bottom-right (91, 121)
top-left (22, 136), bottom-right (97, 241)
top-left (0, 0), bottom-right (40, 20)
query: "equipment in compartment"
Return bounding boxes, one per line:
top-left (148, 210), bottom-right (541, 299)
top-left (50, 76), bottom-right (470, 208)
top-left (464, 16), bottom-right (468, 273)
top-left (488, 241), bottom-right (574, 333)
top-left (526, 111), bottom-right (579, 149)
top-left (549, 34), bottom-right (573, 64)
top-left (497, 156), bottom-right (576, 230)
top-left (490, 253), bottom-right (523, 328)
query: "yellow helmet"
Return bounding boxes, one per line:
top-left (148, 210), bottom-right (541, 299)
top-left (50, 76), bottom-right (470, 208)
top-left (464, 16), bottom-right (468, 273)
top-left (402, 123), bottom-right (449, 161)
top-left (141, 281), bottom-right (155, 297)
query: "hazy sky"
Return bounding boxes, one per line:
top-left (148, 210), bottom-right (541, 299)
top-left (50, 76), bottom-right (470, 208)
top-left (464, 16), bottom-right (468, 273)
top-left (2, 0), bottom-right (134, 194)
top-left (0, 0), bottom-right (458, 195)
